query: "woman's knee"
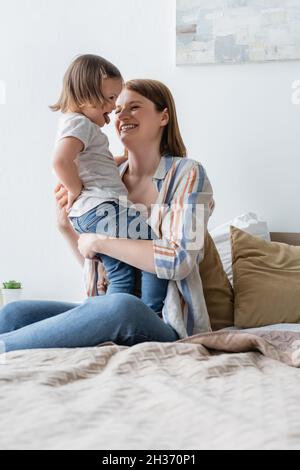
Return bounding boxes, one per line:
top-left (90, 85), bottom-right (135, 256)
top-left (109, 293), bottom-right (152, 325)
top-left (109, 293), bottom-right (143, 309)
top-left (84, 293), bottom-right (148, 324)
top-left (87, 293), bottom-right (140, 308)
top-left (0, 301), bottom-right (31, 333)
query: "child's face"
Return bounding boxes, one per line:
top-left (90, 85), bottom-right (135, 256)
top-left (81, 78), bottom-right (123, 127)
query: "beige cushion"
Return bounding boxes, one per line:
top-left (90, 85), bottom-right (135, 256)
top-left (231, 226), bottom-right (300, 328)
top-left (200, 233), bottom-right (234, 331)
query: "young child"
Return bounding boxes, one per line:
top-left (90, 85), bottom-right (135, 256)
top-left (51, 54), bottom-right (168, 315)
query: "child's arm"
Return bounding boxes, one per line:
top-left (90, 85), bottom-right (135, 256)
top-left (53, 137), bottom-right (84, 210)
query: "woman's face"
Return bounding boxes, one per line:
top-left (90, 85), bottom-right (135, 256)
top-left (114, 89), bottom-right (169, 151)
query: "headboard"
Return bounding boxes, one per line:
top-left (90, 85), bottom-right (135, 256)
top-left (270, 233), bottom-right (300, 246)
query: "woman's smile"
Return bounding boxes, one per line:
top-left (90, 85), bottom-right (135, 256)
top-left (119, 123), bottom-right (139, 134)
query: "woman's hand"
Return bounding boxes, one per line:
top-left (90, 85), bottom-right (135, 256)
top-left (78, 233), bottom-right (106, 259)
top-left (78, 235), bottom-right (109, 292)
top-left (55, 183), bottom-right (71, 232)
top-left (114, 153), bottom-right (128, 167)
top-left (66, 188), bottom-right (82, 213)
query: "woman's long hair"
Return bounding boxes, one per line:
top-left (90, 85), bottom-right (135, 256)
top-left (124, 79), bottom-right (187, 157)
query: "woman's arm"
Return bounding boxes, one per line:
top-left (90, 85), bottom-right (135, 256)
top-left (151, 162), bottom-right (215, 281)
top-left (55, 183), bottom-right (84, 267)
top-left (55, 184), bottom-right (109, 292)
top-left (53, 137), bottom-right (84, 210)
top-left (78, 161), bottom-right (214, 281)
top-left (78, 235), bottom-right (155, 273)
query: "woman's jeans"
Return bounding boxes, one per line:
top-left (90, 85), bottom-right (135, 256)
top-left (0, 295), bottom-right (179, 353)
top-left (70, 202), bottom-right (168, 315)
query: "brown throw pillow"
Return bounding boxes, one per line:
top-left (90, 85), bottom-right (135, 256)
top-left (200, 233), bottom-right (234, 330)
top-left (231, 226), bottom-right (300, 328)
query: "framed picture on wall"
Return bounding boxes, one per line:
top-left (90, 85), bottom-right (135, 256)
top-left (176, 0), bottom-right (300, 65)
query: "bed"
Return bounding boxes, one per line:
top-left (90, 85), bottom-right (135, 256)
top-left (0, 232), bottom-right (300, 450)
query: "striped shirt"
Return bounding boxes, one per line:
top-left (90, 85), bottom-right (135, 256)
top-left (84, 155), bottom-right (215, 339)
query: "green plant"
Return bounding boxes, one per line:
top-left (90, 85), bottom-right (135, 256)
top-left (3, 280), bottom-right (22, 289)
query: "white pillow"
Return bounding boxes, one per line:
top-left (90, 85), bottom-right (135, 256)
top-left (209, 213), bottom-right (270, 285)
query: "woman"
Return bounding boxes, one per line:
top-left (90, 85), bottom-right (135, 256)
top-left (0, 80), bottom-right (214, 352)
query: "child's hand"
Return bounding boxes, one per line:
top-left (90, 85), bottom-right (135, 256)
top-left (66, 188), bottom-right (82, 213)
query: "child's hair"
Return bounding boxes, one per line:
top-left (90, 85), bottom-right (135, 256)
top-left (124, 79), bottom-right (187, 158)
top-left (50, 54), bottom-right (123, 113)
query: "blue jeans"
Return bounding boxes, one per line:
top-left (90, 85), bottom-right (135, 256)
top-left (0, 295), bottom-right (179, 353)
top-left (71, 203), bottom-right (168, 315)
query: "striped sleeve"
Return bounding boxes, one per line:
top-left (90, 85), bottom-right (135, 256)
top-left (153, 162), bottom-right (214, 282)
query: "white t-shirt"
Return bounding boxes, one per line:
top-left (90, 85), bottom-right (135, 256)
top-left (55, 112), bottom-right (128, 217)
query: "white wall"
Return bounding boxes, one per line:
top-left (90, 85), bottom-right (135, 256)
top-left (0, 0), bottom-right (299, 302)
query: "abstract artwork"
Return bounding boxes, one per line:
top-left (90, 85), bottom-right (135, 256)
top-left (176, 0), bottom-right (300, 65)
